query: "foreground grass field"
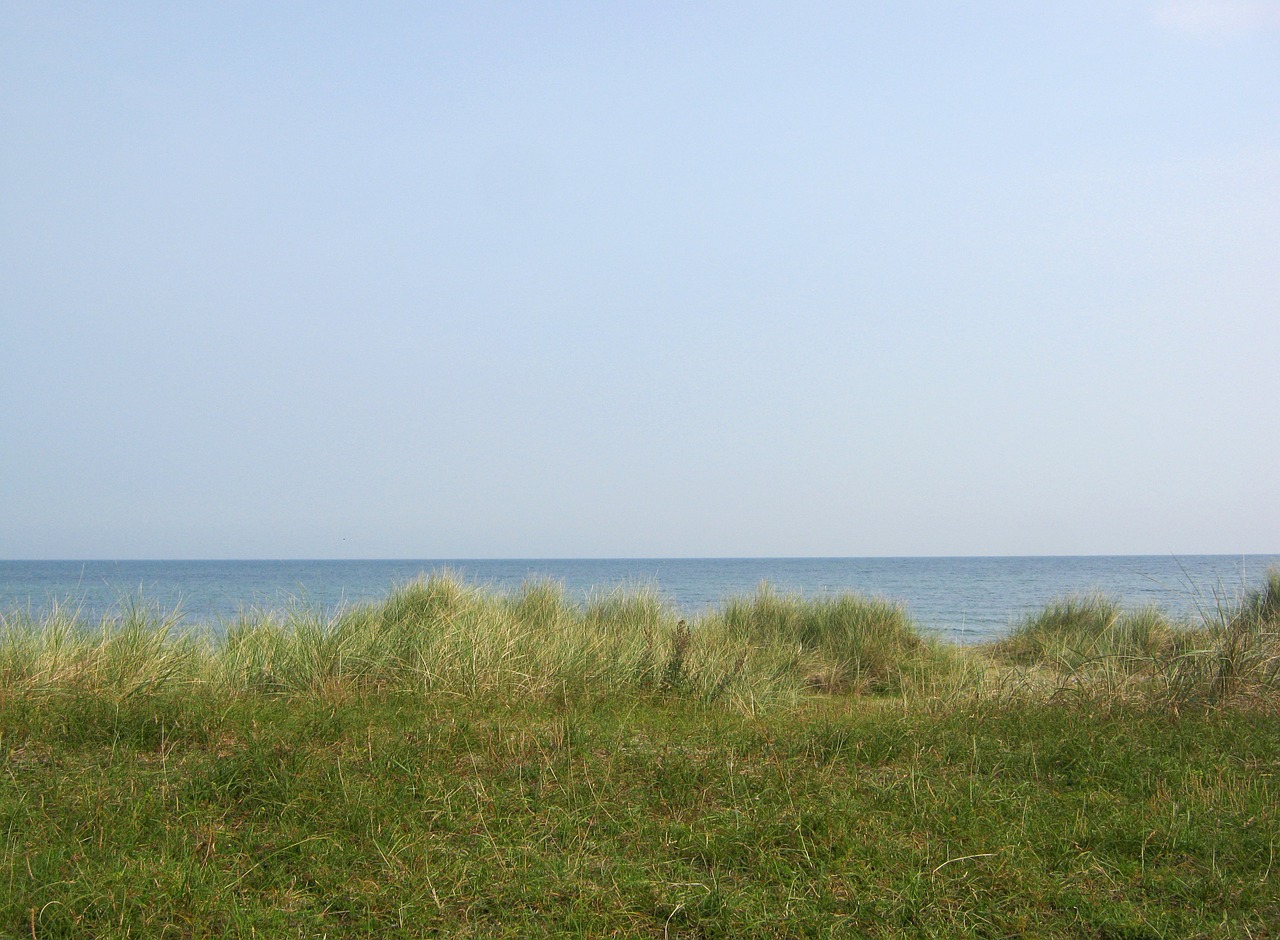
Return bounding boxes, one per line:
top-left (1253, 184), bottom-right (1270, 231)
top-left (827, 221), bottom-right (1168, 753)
top-left (2, 573), bottom-right (1278, 937)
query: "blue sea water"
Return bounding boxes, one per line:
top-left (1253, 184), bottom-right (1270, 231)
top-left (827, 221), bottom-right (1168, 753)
top-left (2, 556), bottom-right (1277, 643)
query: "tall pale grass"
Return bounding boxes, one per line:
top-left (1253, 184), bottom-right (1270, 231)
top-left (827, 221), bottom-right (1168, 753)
top-left (1156, 570), bottom-right (1280, 709)
top-left (6, 574), bottom-right (794, 706)
top-left (4, 568), bottom-right (1277, 711)
top-left (993, 595), bottom-right (1173, 670)
top-left (989, 571), bottom-right (1280, 710)
top-left (0, 599), bottom-right (202, 700)
top-left (702, 584), bottom-right (979, 698)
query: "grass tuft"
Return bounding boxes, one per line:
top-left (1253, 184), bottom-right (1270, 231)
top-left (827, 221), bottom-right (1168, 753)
top-left (993, 594), bottom-right (1174, 669)
top-left (706, 584), bottom-right (971, 698)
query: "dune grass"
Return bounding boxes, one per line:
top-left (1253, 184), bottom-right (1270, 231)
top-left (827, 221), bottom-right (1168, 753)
top-left (3, 568), bottom-right (1279, 712)
top-left (2, 571), bottom-right (1279, 936)
top-left (991, 572), bottom-right (1280, 711)
top-left (0, 574), bottom-right (976, 709)
top-left (992, 594), bottom-right (1174, 668)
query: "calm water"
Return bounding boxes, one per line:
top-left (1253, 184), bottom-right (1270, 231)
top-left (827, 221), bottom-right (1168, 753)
top-left (3, 556), bottom-right (1277, 643)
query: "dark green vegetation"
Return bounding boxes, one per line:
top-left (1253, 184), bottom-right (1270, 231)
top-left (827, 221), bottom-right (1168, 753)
top-left (2, 572), bottom-right (1278, 937)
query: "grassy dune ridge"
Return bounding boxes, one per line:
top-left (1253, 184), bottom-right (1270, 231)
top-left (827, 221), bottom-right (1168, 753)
top-left (2, 571), bottom-right (1278, 936)
top-left (2, 568), bottom-right (1278, 708)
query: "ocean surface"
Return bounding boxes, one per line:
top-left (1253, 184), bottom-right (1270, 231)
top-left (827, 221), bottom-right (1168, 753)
top-left (2, 556), bottom-right (1278, 643)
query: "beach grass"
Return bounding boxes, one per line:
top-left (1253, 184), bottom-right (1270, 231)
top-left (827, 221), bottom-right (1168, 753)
top-left (2, 571), bottom-right (1278, 936)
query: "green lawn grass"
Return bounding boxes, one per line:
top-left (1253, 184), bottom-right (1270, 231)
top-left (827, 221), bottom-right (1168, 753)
top-left (2, 572), bottom-right (1278, 937)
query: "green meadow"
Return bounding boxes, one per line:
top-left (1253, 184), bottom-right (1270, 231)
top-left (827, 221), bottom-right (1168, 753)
top-left (2, 572), bottom-right (1278, 937)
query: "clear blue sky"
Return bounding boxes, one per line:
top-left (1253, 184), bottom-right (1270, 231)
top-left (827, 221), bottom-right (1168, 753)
top-left (2, 2), bottom-right (1277, 559)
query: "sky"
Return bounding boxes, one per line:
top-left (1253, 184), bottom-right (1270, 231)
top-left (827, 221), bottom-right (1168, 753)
top-left (2, 1), bottom-right (1278, 559)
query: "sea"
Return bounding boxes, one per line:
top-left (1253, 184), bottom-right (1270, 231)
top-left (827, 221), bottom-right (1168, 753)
top-left (2, 555), bottom-right (1277, 643)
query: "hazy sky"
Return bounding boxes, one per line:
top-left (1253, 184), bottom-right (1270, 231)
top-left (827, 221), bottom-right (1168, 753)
top-left (3, 2), bottom-right (1278, 559)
